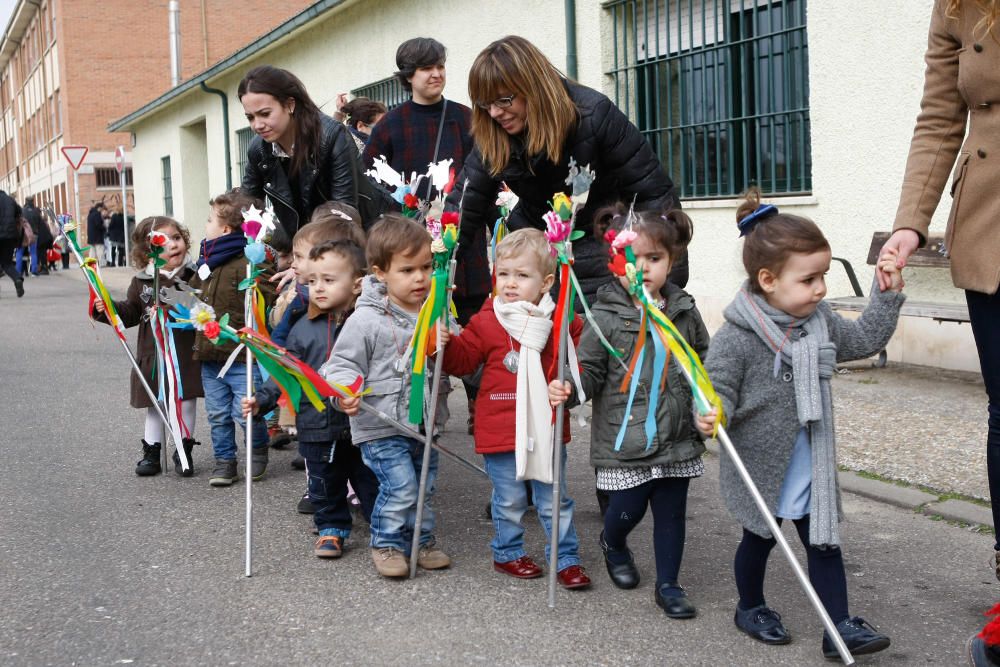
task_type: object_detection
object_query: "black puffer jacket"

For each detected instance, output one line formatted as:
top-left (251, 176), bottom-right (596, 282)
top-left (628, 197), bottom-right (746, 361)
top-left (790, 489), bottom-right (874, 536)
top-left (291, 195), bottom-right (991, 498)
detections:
top-left (0, 191), bottom-right (21, 241)
top-left (453, 82), bottom-right (682, 300)
top-left (241, 113), bottom-right (359, 252)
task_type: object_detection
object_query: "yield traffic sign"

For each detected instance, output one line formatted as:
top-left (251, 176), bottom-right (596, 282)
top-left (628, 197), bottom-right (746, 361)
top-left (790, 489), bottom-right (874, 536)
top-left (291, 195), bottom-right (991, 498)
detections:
top-left (61, 145), bottom-right (89, 171)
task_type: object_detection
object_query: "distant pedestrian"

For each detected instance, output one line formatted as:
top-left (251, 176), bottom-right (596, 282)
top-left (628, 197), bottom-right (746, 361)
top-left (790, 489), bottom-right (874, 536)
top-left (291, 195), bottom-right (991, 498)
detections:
top-left (108, 204), bottom-right (126, 266)
top-left (0, 189), bottom-right (23, 297)
top-left (697, 189), bottom-right (904, 660)
top-left (86, 202), bottom-right (106, 262)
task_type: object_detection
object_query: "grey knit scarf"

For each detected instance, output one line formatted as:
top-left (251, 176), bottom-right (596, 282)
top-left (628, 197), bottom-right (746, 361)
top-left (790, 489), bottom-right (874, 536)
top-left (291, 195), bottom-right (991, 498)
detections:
top-left (732, 283), bottom-right (840, 547)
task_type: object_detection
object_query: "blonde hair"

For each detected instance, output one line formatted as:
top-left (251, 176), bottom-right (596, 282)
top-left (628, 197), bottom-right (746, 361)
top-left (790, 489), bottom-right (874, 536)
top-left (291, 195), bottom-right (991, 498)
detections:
top-left (468, 36), bottom-right (578, 177)
top-left (494, 228), bottom-right (556, 277)
top-left (947, 0), bottom-right (1000, 38)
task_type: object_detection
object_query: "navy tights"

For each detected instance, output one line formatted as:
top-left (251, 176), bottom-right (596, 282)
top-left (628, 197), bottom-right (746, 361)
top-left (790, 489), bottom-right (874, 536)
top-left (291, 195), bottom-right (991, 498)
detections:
top-left (734, 515), bottom-right (849, 624)
top-left (603, 477), bottom-right (690, 592)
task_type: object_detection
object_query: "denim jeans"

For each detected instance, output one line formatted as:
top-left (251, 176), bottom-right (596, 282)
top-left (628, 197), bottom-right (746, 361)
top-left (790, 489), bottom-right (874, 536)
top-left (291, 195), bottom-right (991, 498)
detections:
top-left (484, 450), bottom-right (581, 571)
top-left (304, 437), bottom-right (379, 538)
top-left (15, 242), bottom-right (38, 275)
top-left (201, 360), bottom-right (268, 460)
top-left (360, 435), bottom-right (438, 552)
top-left (968, 289), bottom-right (1000, 549)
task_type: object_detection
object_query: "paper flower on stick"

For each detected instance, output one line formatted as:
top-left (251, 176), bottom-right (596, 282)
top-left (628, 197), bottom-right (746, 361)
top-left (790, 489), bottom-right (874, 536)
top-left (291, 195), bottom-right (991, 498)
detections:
top-left (203, 320), bottom-right (221, 340)
top-left (188, 302), bottom-right (216, 331)
top-left (149, 231), bottom-right (169, 247)
top-left (148, 230), bottom-right (169, 268)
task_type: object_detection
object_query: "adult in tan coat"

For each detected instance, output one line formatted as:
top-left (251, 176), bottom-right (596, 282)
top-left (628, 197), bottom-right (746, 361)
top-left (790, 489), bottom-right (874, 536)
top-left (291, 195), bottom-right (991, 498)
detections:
top-left (880, 0), bottom-right (1000, 578)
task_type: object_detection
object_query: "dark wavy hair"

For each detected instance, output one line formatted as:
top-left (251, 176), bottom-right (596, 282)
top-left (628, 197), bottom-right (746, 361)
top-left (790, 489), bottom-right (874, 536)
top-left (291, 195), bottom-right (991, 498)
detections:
top-left (341, 97), bottom-right (387, 128)
top-left (238, 65), bottom-right (323, 179)
top-left (394, 37), bottom-right (447, 91)
top-left (130, 216), bottom-right (191, 270)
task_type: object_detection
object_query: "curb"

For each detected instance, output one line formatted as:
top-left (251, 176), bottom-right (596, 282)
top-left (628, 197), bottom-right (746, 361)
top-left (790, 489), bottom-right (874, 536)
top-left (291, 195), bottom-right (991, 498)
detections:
top-left (703, 440), bottom-right (992, 530)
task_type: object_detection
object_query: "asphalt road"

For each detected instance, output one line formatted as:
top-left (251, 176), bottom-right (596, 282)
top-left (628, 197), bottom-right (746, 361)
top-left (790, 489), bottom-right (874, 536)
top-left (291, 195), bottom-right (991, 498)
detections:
top-left (0, 272), bottom-right (995, 666)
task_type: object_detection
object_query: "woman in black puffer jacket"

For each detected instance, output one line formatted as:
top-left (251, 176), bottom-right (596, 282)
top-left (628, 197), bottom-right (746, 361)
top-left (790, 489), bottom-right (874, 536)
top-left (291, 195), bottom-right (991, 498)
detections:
top-left (452, 36), bottom-right (685, 303)
top-left (239, 65), bottom-right (360, 253)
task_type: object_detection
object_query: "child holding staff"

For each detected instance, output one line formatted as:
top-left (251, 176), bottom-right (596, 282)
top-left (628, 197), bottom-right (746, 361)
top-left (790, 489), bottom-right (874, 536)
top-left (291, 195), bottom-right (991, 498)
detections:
top-left (695, 189), bottom-right (904, 659)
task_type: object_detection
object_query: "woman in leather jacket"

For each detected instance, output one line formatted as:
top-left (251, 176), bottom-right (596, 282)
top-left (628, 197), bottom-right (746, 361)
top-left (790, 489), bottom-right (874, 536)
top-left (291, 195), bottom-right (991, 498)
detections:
top-left (239, 65), bottom-right (360, 253)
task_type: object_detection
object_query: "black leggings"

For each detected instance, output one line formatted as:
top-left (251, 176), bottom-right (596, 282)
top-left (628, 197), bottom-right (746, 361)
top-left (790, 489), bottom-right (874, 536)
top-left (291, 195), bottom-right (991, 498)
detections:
top-left (734, 515), bottom-right (849, 624)
top-left (603, 477), bottom-right (690, 588)
top-left (967, 289), bottom-right (1000, 550)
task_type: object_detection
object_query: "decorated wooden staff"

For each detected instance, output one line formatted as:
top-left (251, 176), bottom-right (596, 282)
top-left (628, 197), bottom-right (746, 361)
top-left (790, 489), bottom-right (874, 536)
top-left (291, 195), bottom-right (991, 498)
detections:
top-left (542, 160), bottom-right (595, 608)
top-left (408, 208), bottom-right (460, 579)
top-left (53, 210), bottom-right (177, 448)
top-left (607, 216), bottom-right (855, 665)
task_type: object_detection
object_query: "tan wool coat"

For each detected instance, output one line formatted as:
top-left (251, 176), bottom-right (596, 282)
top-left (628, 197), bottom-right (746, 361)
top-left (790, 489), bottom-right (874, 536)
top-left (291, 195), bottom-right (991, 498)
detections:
top-left (894, 0), bottom-right (1000, 294)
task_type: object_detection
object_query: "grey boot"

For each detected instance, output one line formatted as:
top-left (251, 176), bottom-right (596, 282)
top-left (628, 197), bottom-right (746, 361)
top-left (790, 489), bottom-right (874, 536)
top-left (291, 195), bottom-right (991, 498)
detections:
top-left (209, 458), bottom-right (238, 487)
top-left (135, 441), bottom-right (162, 476)
top-left (251, 448), bottom-right (269, 481)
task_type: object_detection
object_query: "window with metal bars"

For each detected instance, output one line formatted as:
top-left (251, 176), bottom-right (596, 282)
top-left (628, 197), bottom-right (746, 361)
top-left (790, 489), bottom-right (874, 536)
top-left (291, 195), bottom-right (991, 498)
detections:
top-left (235, 127), bottom-right (254, 181)
top-left (350, 76), bottom-right (410, 110)
top-left (95, 167), bottom-right (133, 189)
top-left (161, 156), bottom-right (173, 216)
top-left (605, 0), bottom-right (811, 199)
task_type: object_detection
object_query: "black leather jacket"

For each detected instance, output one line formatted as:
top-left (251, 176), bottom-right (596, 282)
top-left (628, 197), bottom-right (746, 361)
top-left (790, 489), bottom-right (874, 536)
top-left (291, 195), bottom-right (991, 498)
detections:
top-left (241, 113), bottom-right (359, 251)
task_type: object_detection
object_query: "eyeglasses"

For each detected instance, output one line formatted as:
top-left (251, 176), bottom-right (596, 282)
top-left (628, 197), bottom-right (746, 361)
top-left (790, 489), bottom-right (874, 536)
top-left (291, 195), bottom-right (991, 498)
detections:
top-left (475, 94), bottom-right (516, 111)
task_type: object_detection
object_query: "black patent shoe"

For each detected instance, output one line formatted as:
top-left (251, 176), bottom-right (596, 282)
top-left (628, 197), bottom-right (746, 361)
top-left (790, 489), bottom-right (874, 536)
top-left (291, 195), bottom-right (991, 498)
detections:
top-left (599, 532), bottom-right (639, 589)
top-left (734, 604), bottom-right (791, 644)
top-left (655, 584), bottom-right (696, 619)
top-left (822, 616), bottom-right (889, 659)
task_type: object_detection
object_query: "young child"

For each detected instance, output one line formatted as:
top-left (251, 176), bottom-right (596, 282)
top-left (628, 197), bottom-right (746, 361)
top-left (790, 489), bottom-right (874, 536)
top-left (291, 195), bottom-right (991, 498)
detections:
top-left (270, 203), bottom-right (365, 505)
top-left (190, 188), bottom-right (276, 487)
top-left (321, 214), bottom-right (451, 578)
top-left (243, 239), bottom-right (378, 558)
top-left (695, 189), bottom-right (904, 659)
top-left (93, 216), bottom-right (203, 476)
top-left (549, 208), bottom-right (706, 615)
top-left (445, 229), bottom-right (591, 589)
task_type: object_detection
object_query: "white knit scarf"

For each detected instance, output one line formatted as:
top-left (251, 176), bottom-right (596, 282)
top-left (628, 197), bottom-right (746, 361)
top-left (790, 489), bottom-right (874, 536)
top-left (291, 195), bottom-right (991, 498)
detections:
top-left (493, 294), bottom-right (556, 483)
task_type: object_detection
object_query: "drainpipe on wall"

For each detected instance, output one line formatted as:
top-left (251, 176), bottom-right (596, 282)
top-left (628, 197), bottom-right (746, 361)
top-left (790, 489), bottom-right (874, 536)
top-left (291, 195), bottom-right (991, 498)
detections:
top-left (564, 0), bottom-right (578, 80)
top-left (200, 82), bottom-right (232, 190)
top-left (169, 0), bottom-right (182, 86)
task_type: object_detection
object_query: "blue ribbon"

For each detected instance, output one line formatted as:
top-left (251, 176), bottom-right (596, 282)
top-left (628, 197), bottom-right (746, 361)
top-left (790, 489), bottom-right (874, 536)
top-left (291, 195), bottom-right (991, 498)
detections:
top-left (644, 316), bottom-right (668, 450)
top-left (737, 204), bottom-right (778, 237)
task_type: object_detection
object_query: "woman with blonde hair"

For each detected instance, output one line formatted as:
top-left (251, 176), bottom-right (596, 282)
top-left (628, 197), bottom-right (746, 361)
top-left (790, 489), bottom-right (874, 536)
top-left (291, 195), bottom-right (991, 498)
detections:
top-left (451, 35), bottom-right (682, 303)
top-left (880, 0), bottom-right (1000, 596)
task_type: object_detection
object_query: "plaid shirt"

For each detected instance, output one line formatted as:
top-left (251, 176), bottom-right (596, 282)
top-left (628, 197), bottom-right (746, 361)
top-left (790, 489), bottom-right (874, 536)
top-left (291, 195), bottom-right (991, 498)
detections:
top-left (363, 98), bottom-right (472, 190)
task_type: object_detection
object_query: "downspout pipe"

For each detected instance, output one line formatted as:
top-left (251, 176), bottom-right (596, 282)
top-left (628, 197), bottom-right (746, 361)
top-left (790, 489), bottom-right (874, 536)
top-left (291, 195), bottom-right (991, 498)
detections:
top-left (564, 0), bottom-right (578, 80)
top-left (200, 82), bottom-right (232, 190)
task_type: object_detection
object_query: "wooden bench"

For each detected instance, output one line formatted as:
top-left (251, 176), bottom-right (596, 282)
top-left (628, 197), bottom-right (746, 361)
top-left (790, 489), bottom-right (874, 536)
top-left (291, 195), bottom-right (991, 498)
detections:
top-left (827, 232), bottom-right (970, 367)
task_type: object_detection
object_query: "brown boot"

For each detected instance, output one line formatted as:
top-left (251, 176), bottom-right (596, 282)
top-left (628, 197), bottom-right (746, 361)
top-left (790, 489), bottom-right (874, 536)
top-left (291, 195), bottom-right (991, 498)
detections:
top-left (467, 399), bottom-right (476, 435)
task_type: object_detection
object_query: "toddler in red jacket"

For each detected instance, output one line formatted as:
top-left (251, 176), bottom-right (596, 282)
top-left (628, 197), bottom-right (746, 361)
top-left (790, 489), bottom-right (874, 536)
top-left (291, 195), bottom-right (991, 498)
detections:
top-left (442, 228), bottom-right (590, 589)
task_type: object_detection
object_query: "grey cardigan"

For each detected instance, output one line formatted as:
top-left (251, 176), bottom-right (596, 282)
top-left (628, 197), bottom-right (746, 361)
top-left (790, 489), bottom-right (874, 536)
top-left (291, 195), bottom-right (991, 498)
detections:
top-left (577, 281), bottom-right (709, 468)
top-left (705, 285), bottom-right (905, 538)
top-left (321, 275), bottom-right (450, 445)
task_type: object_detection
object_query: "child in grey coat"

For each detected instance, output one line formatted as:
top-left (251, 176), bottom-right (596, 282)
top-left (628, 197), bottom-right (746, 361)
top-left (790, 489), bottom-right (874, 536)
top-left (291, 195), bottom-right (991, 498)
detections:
top-left (321, 214), bottom-right (451, 578)
top-left (696, 189), bottom-right (905, 660)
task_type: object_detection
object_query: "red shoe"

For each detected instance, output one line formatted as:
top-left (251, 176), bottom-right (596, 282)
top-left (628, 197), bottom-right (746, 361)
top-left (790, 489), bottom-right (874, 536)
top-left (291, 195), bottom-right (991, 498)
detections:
top-left (494, 556), bottom-right (543, 579)
top-left (557, 564), bottom-right (592, 589)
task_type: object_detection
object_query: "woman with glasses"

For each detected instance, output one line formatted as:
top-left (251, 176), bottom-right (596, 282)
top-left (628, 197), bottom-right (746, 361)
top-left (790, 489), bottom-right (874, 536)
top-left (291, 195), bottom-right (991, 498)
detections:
top-left (451, 35), bottom-right (684, 303)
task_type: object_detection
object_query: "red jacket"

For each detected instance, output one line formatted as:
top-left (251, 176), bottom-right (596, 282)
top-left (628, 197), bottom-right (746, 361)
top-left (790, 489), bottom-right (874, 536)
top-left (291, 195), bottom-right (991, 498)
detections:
top-left (443, 297), bottom-right (581, 455)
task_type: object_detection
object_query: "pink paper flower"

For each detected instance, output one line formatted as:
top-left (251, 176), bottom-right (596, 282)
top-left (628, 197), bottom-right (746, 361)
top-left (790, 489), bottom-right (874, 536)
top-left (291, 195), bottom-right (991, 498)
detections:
top-left (543, 211), bottom-right (570, 245)
top-left (242, 219), bottom-right (262, 241)
top-left (611, 229), bottom-right (637, 252)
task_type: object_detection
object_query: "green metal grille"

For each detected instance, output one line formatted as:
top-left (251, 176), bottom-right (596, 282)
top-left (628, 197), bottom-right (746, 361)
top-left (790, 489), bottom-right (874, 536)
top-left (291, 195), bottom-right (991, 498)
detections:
top-left (161, 156), bottom-right (173, 216)
top-left (605, 0), bottom-right (811, 199)
top-left (351, 76), bottom-right (410, 110)
top-left (235, 127), bottom-right (254, 181)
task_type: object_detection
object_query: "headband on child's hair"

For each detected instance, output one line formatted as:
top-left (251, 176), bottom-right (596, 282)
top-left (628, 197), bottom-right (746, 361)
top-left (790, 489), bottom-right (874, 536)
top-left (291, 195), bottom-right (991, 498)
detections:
top-left (738, 203), bottom-right (778, 237)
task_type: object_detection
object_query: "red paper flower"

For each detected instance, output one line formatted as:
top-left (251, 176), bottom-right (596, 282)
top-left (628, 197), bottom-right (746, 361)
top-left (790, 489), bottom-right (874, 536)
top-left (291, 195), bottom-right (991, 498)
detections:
top-left (981, 604), bottom-right (1000, 646)
top-left (608, 253), bottom-right (627, 277)
top-left (441, 211), bottom-right (459, 227)
top-left (203, 321), bottom-right (221, 340)
top-left (403, 193), bottom-right (420, 209)
top-left (604, 229), bottom-right (618, 246)
top-left (149, 231), bottom-right (169, 247)
top-left (443, 168), bottom-right (457, 195)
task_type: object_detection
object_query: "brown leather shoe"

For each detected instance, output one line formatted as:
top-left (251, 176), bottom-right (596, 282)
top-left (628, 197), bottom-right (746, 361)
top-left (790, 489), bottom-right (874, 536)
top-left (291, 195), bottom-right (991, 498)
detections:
top-left (557, 564), bottom-right (592, 589)
top-left (494, 556), bottom-right (543, 579)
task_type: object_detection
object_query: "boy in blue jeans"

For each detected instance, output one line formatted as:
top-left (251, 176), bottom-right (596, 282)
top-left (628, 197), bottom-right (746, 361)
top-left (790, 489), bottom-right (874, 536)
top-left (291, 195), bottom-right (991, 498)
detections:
top-left (191, 188), bottom-right (276, 486)
top-left (322, 214), bottom-right (451, 578)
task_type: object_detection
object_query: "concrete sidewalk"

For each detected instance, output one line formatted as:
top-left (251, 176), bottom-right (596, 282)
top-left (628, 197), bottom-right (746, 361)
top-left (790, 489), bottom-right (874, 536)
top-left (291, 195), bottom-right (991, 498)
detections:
top-left (46, 265), bottom-right (994, 531)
